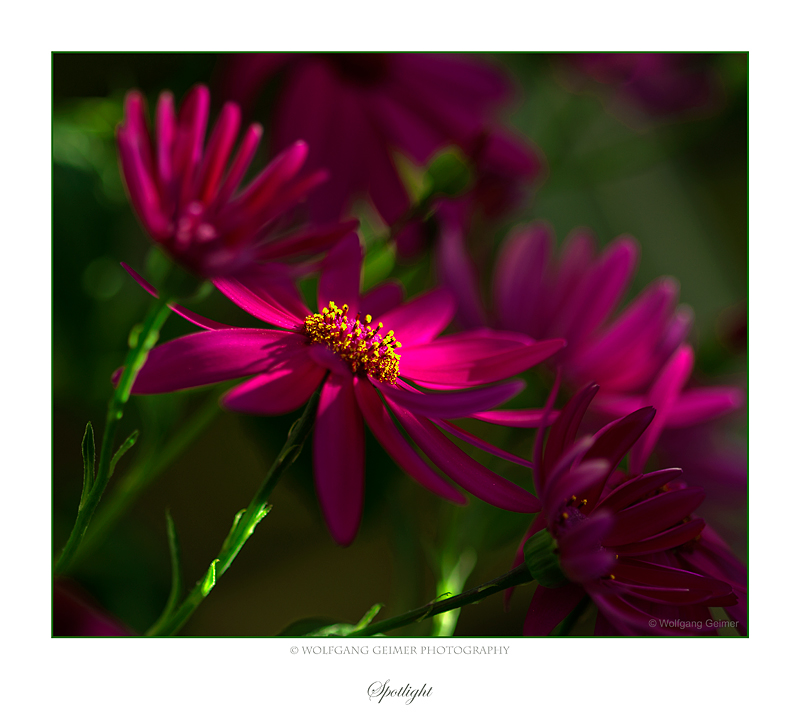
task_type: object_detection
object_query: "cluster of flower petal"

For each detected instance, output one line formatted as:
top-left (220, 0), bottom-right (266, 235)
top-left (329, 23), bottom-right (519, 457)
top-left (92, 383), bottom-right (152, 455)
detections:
top-left (436, 220), bottom-right (743, 434)
top-left (509, 383), bottom-right (744, 636)
top-left (219, 53), bottom-right (542, 232)
top-left (123, 235), bottom-right (567, 545)
top-left (116, 84), bottom-right (354, 278)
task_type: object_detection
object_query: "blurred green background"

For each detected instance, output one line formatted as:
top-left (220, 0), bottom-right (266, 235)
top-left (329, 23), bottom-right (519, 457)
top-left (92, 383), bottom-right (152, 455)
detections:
top-left (52, 53), bottom-right (747, 636)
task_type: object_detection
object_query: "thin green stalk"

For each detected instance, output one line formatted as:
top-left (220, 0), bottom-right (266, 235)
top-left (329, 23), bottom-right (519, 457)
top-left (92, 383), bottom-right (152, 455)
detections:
top-left (146, 386), bottom-right (322, 637)
top-left (345, 563), bottom-right (534, 638)
top-left (55, 297), bottom-right (172, 575)
top-left (75, 394), bottom-right (221, 563)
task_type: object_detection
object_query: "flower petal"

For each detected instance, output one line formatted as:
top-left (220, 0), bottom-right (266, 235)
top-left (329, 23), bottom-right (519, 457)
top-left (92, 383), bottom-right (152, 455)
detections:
top-left (630, 344), bottom-right (693, 473)
top-left (375, 378), bottom-right (525, 418)
top-left (432, 419), bottom-right (534, 468)
top-left (214, 266), bottom-right (309, 329)
top-left (523, 584), bottom-right (586, 636)
top-left (402, 337), bottom-right (565, 387)
top-left (318, 233), bottom-right (362, 314)
top-left (665, 387), bottom-right (744, 427)
top-left (602, 487), bottom-right (706, 547)
top-left (493, 222), bottom-right (553, 336)
top-left (256, 219), bottom-right (359, 262)
top-left (361, 281), bottom-right (404, 319)
top-left (313, 375), bottom-right (365, 546)
top-left (388, 400), bottom-right (540, 513)
top-left (221, 349), bottom-right (325, 415)
top-left (121, 263), bottom-right (234, 330)
top-left (375, 288), bottom-right (456, 347)
top-left (129, 329), bottom-right (302, 394)
top-left (353, 377), bottom-right (466, 504)
top-left (469, 408), bottom-right (555, 428)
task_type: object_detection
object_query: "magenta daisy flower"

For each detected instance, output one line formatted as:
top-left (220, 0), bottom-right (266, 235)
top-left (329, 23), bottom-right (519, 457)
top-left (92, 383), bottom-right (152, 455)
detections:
top-left (116, 83), bottom-right (354, 279)
top-left (219, 53), bottom-right (541, 229)
top-left (124, 235), bottom-right (564, 544)
top-left (509, 383), bottom-right (742, 636)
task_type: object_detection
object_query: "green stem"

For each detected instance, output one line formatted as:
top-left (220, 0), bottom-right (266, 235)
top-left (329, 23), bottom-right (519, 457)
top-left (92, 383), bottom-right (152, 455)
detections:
top-left (54, 297), bottom-right (172, 575)
top-left (345, 563), bottom-right (533, 638)
top-left (146, 386), bottom-right (322, 637)
top-left (75, 393), bottom-right (221, 563)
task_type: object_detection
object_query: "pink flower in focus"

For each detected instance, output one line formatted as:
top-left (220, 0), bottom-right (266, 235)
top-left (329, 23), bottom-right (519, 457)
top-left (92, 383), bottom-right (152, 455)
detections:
top-left (510, 384), bottom-right (743, 636)
top-left (116, 84), bottom-right (355, 278)
top-left (220, 54), bottom-right (542, 230)
top-left (123, 236), bottom-right (566, 545)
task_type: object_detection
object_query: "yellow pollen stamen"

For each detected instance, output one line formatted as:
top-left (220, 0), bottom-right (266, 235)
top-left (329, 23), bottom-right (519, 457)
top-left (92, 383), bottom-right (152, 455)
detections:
top-left (304, 301), bottom-right (402, 384)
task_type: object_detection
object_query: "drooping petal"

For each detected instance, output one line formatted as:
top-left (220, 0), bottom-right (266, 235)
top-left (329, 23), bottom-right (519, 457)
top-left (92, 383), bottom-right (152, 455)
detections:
top-left (313, 375), bottom-right (365, 546)
top-left (120, 263), bottom-right (235, 330)
top-left (388, 400), bottom-right (540, 513)
top-left (353, 377), bottom-right (466, 504)
top-left (469, 408), bottom-right (554, 427)
top-left (431, 419), bottom-right (534, 468)
top-left (128, 329), bottom-right (303, 394)
top-left (375, 378), bottom-right (525, 418)
top-left (523, 584), bottom-right (586, 636)
top-left (221, 349), bottom-right (325, 415)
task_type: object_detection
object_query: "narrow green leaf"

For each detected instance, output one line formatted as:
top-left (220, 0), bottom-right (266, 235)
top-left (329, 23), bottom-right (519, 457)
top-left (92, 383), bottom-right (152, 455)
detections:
top-left (200, 559), bottom-right (219, 597)
top-left (80, 422), bottom-right (96, 506)
top-left (109, 429), bottom-right (139, 478)
top-left (163, 510), bottom-right (184, 618)
top-left (354, 603), bottom-right (384, 631)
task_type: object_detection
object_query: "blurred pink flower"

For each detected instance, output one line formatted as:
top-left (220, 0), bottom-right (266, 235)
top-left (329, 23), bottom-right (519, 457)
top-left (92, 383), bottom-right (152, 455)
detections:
top-left (564, 53), bottom-right (719, 118)
top-left (117, 84), bottom-right (354, 278)
top-left (438, 220), bottom-right (742, 426)
top-left (123, 235), bottom-right (565, 545)
top-left (220, 53), bottom-right (541, 229)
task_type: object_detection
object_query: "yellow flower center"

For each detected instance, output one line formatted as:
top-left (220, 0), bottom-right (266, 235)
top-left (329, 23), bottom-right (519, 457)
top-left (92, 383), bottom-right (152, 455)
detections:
top-left (304, 301), bottom-right (402, 384)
